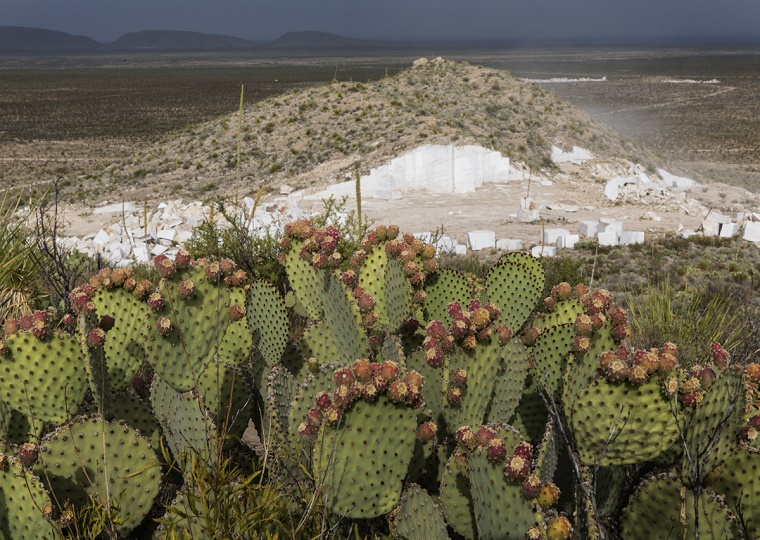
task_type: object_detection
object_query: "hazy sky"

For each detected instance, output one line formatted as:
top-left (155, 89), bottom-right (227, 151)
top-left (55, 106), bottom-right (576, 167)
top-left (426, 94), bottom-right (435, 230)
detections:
top-left (4, 0), bottom-right (760, 44)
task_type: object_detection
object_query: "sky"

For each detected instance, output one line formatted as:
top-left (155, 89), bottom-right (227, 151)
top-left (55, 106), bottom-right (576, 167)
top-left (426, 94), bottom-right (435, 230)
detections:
top-left (4, 0), bottom-right (760, 44)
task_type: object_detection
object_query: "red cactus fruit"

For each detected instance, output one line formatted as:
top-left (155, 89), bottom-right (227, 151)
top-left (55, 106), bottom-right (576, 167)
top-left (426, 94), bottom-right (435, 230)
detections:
top-left (710, 342), bottom-right (730, 369)
top-left (616, 346), bottom-right (631, 361)
top-left (339, 271), bottom-right (357, 288)
top-left (121, 276), bottom-right (138, 293)
top-left (573, 336), bottom-right (590, 354)
top-left (426, 320), bottom-right (448, 342)
top-left (680, 390), bottom-right (703, 408)
top-left (154, 254), bottom-right (176, 277)
top-left (87, 328), bottom-right (106, 348)
top-left (417, 421), bottom-right (437, 442)
top-left (573, 283), bottom-right (589, 298)
top-left (324, 225), bottom-right (340, 242)
top-left (599, 351), bottom-right (617, 370)
top-left (611, 324), bottom-right (630, 341)
top-left (298, 422), bottom-right (317, 438)
top-left (628, 364), bottom-right (648, 385)
top-left (553, 282), bottom-right (572, 301)
top-left (350, 250), bottom-right (367, 268)
top-left (447, 387), bottom-right (462, 404)
top-left (455, 426), bottom-right (476, 450)
top-left (305, 407), bottom-right (323, 428)
top-left (504, 454), bottom-right (530, 483)
top-left (747, 415), bottom-right (760, 429)
top-left (332, 384), bottom-right (354, 408)
top-left (546, 516), bottom-right (573, 540)
top-left (18, 314), bottom-right (33, 331)
top-left (536, 482), bottom-right (561, 508)
top-left (374, 225), bottom-right (388, 242)
top-left (18, 442), bottom-right (39, 468)
top-left (378, 361), bottom-right (400, 382)
top-left (132, 281), bottom-right (151, 300)
top-left (634, 350), bottom-right (660, 375)
top-left (413, 289), bottom-right (427, 304)
top-left (177, 279), bottom-right (196, 299)
top-left (522, 327), bottom-right (541, 347)
top-left (425, 345), bottom-right (444, 368)
top-left (60, 313), bottom-right (76, 329)
top-left (31, 319), bottom-right (50, 340)
top-left (228, 304), bottom-right (245, 322)
top-left (111, 268), bottom-right (128, 286)
top-left (472, 308), bottom-right (491, 330)
top-left (462, 335), bottom-right (477, 350)
top-left (450, 318), bottom-right (469, 341)
top-left (314, 392), bottom-right (332, 412)
top-left (451, 368), bottom-right (468, 388)
top-left (323, 406), bottom-right (343, 427)
top-left (156, 316), bottom-right (173, 336)
top-left (174, 250), bottom-right (191, 270)
top-left (738, 426), bottom-right (758, 443)
top-left (386, 224), bottom-right (400, 239)
top-left (544, 296), bottom-right (557, 310)
top-left (219, 258), bottom-right (236, 276)
top-left (388, 380), bottom-right (409, 402)
top-left (404, 370), bottom-right (424, 390)
top-left (487, 438), bottom-right (508, 463)
top-left (659, 352), bottom-right (678, 374)
top-left (521, 474), bottom-right (543, 499)
top-left (664, 376), bottom-right (679, 396)
top-left (403, 261), bottom-right (420, 277)
top-left (513, 441), bottom-right (533, 460)
top-left (99, 314), bottom-right (116, 331)
top-left (476, 327), bottom-right (492, 342)
top-left (746, 363), bottom-right (760, 383)
top-left (147, 292), bottom-right (165, 312)
top-left (574, 313), bottom-right (594, 336)
top-left (352, 359), bottom-right (374, 382)
top-left (421, 244), bottom-right (437, 260)
top-left (361, 382), bottom-right (379, 401)
top-left (590, 313), bottom-right (606, 331)
top-left (605, 359), bottom-right (629, 382)
top-left (4, 318), bottom-right (20, 336)
top-left (496, 325), bottom-right (513, 346)
top-left (205, 261), bottom-right (222, 282)
top-left (311, 253), bottom-right (328, 269)
top-left (475, 426), bottom-right (497, 447)
top-left (610, 308), bottom-right (628, 327)
top-left (696, 366), bottom-right (717, 390)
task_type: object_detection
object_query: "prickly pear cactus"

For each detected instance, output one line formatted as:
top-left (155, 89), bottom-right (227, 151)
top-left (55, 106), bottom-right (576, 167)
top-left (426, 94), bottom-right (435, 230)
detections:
top-left (312, 394), bottom-right (418, 518)
top-left (284, 239), bottom-right (325, 321)
top-left (393, 484), bottom-right (450, 540)
top-left (487, 340), bottom-right (530, 425)
top-left (621, 472), bottom-right (743, 539)
top-left (485, 253), bottom-right (545, 331)
top-left (107, 392), bottom-right (162, 450)
top-left (532, 323), bottom-right (576, 399)
top-left (0, 455), bottom-right (57, 539)
top-left (196, 359), bottom-right (252, 440)
top-left (0, 325), bottom-right (87, 425)
top-left (439, 450), bottom-right (477, 540)
top-left (246, 279), bottom-right (289, 366)
top-left (36, 416), bottom-right (161, 536)
top-left (357, 245), bottom-right (412, 332)
top-left (712, 446), bottom-right (760, 538)
top-left (423, 268), bottom-right (472, 326)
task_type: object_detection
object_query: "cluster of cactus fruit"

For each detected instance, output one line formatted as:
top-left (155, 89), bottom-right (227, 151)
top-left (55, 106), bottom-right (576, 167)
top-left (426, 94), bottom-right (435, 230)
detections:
top-left (2, 218), bottom-right (760, 539)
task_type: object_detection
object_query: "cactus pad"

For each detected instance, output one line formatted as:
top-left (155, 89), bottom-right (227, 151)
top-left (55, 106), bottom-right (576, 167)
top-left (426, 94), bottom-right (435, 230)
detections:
top-left (1, 330), bottom-right (87, 425)
top-left (285, 240), bottom-right (324, 320)
top-left (246, 279), bottom-right (288, 366)
top-left (439, 451), bottom-right (477, 540)
top-left (423, 269), bottom-right (472, 327)
top-left (394, 484), bottom-right (450, 540)
top-left (313, 395), bottom-right (416, 518)
top-left (569, 378), bottom-right (679, 466)
top-left (197, 359), bottom-right (253, 440)
top-left (358, 247), bottom-right (412, 332)
top-left (36, 416), bottom-right (161, 535)
top-left (712, 447), bottom-right (760, 538)
top-left (0, 455), bottom-right (57, 539)
top-left (487, 340), bottom-right (530, 424)
top-left (486, 256), bottom-right (544, 332)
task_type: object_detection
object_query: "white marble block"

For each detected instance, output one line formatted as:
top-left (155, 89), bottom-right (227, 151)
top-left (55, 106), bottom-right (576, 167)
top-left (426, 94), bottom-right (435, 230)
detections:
top-left (531, 245), bottom-right (556, 258)
top-left (597, 230), bottom-right (618, 246)
top-left (620, 231), bottom-right (645, 245)
top-left (467, 230), bottom-right (496, 251)
top-left (580, 221), bottom-right (600, 237)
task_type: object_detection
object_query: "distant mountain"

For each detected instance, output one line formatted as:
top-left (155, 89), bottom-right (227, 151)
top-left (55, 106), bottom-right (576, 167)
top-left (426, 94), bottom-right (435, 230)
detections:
top-left (268, 30), bottom-right (386, 49)
top-left (0, 26), bottom-right (102, 52)
top-left (107, 30), bottom-right (263, 51)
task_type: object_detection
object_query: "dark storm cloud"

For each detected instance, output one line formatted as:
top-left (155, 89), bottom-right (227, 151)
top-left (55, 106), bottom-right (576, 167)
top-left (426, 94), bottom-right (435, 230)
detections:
top-left (4, 0), bottom-right (760, 43)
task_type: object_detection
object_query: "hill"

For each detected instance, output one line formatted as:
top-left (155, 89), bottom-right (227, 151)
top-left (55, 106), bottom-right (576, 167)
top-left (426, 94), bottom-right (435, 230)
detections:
top-left (0, 26), bottom-right (101, 52)
top-left (107, 30), bottom-right (263, 51)
top-left (267, 30), bottom-right (386, 49)
top-left (96, 58), bottom-right (653, 201)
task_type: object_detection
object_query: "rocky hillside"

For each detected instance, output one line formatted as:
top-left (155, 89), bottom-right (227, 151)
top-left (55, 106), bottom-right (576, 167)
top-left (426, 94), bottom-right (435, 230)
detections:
top-left (267, 30), bottom-right (385, 49)
top-left (0, 26), bottom-right (101, 52)
top-left (96, 58), bottom-right (654, 202)
top-left (107, 30), bottom-right (263, 51)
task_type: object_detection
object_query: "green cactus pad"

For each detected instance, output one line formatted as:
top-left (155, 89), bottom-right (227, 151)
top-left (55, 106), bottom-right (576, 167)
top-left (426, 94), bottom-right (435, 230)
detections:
top-left (4, 408), bottom-right (39, 446)
top-left (569, 378), bottom-right (680, 466)
top-left (486, 257), bottom-right (544, 332)
top-left (142, 266), bottom-right (238, 392)
top-left (499, 252), bottom-right (545, 282)
top-left (301, 321), bottom-right (341, 364)
top-left (532, 323), bottom-right (576, 399)
top-left (285, 240), bottom-right (324, 320)
top-left (439, 451), bottom-right (477, 540)
top-left (150, 374), bottom-right (216, 461)
top-left (0, 455), bottom-right (57, 539)
top-left (510, 377), bottom-right (549, 445)
top-left (394, 484), bottom-right (450, 540)
top-left (1, 330), bottom-right (87, 425)
top-left (537, 298), bottom-right (584, 329)
top-left (197, 359), bottom-right (253, 440)
top-left (596, 465), bottom-right (628, 518)
top-left (422, 269), bottom-right (472, 327)
top-left (712, 446), bottom-right (760, 538)
top-left (469, 447), bottom-right (542, 539)
top-left (107, 392), bottom-right (162, 451)
top-left (217, 288), bottom-right (253, 367)
top-left (92, 287), bottom-right (149, 391)
top-left (621, 472), bottom-right (742, 539)
top-left (358, 247), bottom-right (412, 332)
top-left (443, 335), bottom-right (502, 429)
top-left (682, 374), bottom-right (745, 487)
top-left (246, 279), bottom-right (288, 366)
top-left (487, 340), bottom-right (530, 425)
top-left (36, 416), bottom-right (161, 535)
top-left (535, 418), bottom-right (559, 484)
top-left (266, 364), bottom-right (298, 447)
top-left (82, 330), bottom-right (113, 418)
top-left (406, 349), bottom-right (444, 423)
top-left (321, 269), bottom-right (369, 363)
top-left (313, 395), bottom-right (416, 518)
top-left (379, 335), bottom-right (406, 368)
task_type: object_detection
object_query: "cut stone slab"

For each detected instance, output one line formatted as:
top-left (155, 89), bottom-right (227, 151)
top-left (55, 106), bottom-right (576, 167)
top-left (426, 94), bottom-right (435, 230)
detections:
top-left (551, 145), bottom-right (593, 164)
top-left (133, 246), bottom-right (150, 263)
top-left (454, 245), bottom-right (467, 255)
top-left (597, 230), bottom-right (618, 246)
top-left (543, 228), bottom-right (570, 245)
top-left (93, 229), bottom-right (110, 247)
top-left (702, 220), bottom-right (720, 237)
top-left (435, 236), bottom-right (457, 253)
top-left (744, 222), bottom-right (760, 243)
top-left (151, 244), bottom-right (169, 256)
top-left (719, 223), bottom-right (738, 238)
top-left (531, 245), bottom-right (557, 258)
top-left (496, 239), bottom-right (523, 251)
top-left (603, 221), bottom-right (624, 238)
top-left (467, 230), bottom-right (496, 251)
top-left (705, 211), bottom-right (732, 225)
top-left (620, 231), bottom-right (645, 245)
top-left (580, 221), bottom-right (600, 237)
top-left (517, 208), bottom-right (540, 222)
top-left (658, 169), bottom-right (698, 189)
top-left (556, 234), bottom-right (579, 249)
